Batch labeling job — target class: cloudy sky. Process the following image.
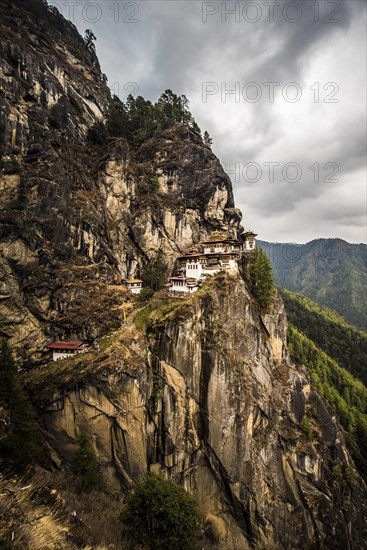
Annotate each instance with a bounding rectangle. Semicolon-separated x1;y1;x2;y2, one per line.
50;0;366;243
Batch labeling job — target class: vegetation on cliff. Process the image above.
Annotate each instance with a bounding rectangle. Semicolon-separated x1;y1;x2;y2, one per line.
0;468;129;549
72;431;98;491
282;289;367;386
288;326;367;479
245;246;274;310
0;340;44;474
8;0;101;69
88;90;211;148
141;251;169;292
121;473;201;550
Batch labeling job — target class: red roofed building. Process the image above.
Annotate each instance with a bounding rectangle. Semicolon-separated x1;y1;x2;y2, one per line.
47;341;87;361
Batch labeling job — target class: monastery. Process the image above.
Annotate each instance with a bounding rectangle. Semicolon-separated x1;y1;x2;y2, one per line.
46;231;256;360
47;341;88;361
166;230;257;294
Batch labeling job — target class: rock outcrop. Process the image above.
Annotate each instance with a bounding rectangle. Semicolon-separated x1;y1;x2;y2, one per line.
0;0;240;367
1;2;366;549
28;274;367;549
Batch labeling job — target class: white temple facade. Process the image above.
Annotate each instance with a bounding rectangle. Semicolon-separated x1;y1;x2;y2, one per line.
166;230;257;295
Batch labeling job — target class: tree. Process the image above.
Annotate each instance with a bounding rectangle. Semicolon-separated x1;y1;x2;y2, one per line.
121;473;201;550
180;94;191;124
87;120;108;144
203;130;213;145
84;29;96;51
72;430;98;491
105;90;201;148
135;287;154;302
0;339;44;473
245;246;274;310
106;95;131;139
141;251;168;292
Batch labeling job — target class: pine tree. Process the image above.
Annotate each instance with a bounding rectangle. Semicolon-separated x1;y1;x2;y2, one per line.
203;130;213;145
105;90;201;147
106;95;131;139
246;246;274;310
84;29;96;51
72;430;98;491
141;251;168;292
0;339;44;473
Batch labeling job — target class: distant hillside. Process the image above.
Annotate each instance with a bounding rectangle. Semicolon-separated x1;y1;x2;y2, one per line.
281;289;367;386
258;239;367;331
287;325;367;480
283;288;367;478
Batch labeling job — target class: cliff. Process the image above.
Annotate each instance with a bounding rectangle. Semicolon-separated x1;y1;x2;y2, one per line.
27;274;367;549
0;0;240;367
1;2;366;549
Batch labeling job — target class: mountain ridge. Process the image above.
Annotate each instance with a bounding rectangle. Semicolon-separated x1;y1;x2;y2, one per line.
258;238;367;331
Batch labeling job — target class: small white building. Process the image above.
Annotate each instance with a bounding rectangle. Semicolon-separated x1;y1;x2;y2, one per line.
242;230;258;252
47;341;86;362
124;279;143;294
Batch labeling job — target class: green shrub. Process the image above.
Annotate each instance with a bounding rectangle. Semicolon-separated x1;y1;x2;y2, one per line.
138;176;160;194
72;431;98;491
150;175;160;191
300;415;313;440
135;287;154;302
133;305;153;332
0;339;45;474
121;473;201;550
345;464;356;488
332;459;343;483
87;121;108;144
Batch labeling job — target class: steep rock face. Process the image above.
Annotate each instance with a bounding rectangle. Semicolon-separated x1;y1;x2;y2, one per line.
0;1;241;366
28;274;367;549
2;4;366;548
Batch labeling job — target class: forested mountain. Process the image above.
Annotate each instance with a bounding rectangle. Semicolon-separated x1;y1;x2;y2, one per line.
281;289;367;386
287;325;367;481
283;289;367;479
258;239;367;331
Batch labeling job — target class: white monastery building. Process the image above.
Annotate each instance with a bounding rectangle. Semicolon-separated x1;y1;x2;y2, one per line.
47;341;87;361
166;230;257;295
124;279;143;294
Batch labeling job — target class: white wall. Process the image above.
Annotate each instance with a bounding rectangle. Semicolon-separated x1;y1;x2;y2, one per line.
185;261;202;279
127;284;142;294
52;351;78;361
244;241;256;251
170;280;189;293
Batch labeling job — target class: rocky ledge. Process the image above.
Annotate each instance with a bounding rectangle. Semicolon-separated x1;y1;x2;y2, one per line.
27;273;367;549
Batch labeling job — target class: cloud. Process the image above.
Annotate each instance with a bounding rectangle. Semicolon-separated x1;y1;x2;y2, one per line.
50;0;366;243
